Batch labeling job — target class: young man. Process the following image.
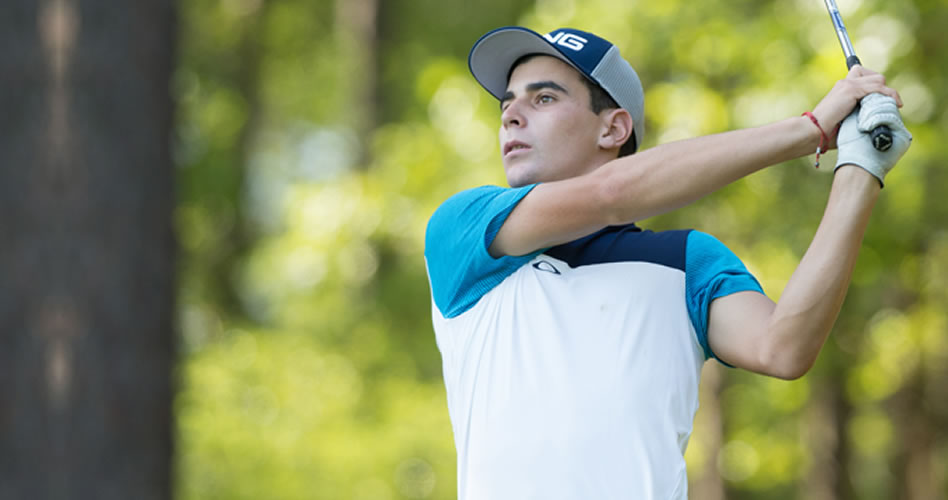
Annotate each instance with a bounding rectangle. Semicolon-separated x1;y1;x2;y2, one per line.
424;27;911;499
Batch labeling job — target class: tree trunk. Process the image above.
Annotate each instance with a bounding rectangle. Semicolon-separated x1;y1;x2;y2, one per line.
691;363;727;500
804;339;860;500
0;0;176;498
335;0;379;168
204;0;271;322
803;378;853;500
891;370;943;500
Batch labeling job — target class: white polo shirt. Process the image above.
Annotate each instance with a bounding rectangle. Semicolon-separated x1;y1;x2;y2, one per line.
425;184;763;499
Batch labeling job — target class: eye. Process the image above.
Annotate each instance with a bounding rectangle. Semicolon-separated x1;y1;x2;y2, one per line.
537;94;555;104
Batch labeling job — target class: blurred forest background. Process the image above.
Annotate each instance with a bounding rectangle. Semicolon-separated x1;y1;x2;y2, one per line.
3;0;946;498
173;0;947;498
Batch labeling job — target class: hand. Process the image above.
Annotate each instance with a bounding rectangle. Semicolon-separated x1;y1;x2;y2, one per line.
811;65;903;149
834;109;912;187
858;92;903;132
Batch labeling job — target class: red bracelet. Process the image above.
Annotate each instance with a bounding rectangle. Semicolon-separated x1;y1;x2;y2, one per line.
802;111;829;168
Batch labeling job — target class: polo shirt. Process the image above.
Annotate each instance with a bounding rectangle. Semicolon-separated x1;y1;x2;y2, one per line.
425;184;763;499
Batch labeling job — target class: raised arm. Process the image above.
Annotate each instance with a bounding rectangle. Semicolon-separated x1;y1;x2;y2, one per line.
490;66;901;258
706;86;912;379
707;166;879;379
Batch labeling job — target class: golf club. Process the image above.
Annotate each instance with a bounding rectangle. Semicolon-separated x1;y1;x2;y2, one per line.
823;0;893;151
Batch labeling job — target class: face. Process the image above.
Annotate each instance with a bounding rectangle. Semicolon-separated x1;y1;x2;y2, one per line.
499;56;608;187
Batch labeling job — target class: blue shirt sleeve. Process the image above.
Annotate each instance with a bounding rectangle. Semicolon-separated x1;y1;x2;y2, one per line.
425;184;543;318
685;231;765;364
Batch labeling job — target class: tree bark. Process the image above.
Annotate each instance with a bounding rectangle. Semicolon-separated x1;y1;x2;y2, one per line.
691;363;727;500
803;378;853;500
0;0;176;498
203;0;271;322
891;370;943;500
335;0;379;168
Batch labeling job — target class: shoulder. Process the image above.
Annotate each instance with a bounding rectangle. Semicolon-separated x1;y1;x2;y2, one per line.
685;230;750;274
432;185;506;215
428;185;532;223
424;184;543;318
687;230;734;256
684;230;763;315
425;184;537;254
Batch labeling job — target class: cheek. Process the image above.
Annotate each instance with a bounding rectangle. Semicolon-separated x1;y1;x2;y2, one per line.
550;120;590;154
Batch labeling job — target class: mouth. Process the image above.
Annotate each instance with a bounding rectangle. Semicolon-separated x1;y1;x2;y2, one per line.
503;141;531;157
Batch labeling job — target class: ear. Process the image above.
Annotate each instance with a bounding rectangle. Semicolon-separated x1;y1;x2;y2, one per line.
597;108;634;153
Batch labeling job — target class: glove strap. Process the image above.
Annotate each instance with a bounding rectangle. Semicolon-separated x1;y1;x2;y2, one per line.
802;111;829;169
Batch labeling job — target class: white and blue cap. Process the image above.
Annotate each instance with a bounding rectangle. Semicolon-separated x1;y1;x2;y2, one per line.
469;26;645;152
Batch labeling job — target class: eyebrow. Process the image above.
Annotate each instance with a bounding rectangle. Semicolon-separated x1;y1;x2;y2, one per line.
500;80;570;109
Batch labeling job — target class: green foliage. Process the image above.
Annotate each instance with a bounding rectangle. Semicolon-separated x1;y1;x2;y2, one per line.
177;328;455;499
174;0;948;498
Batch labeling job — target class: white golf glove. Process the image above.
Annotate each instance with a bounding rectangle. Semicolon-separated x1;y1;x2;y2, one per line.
834;100;912;188
858;93;903;134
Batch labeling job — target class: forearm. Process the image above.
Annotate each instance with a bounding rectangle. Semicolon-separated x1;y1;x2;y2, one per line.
764;165;880;376
599;115;821;224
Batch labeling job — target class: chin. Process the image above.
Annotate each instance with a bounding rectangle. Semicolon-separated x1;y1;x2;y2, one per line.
505;162;542;188
506;173;535;188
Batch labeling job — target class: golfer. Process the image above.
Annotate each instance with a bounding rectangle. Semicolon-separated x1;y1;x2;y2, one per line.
424;26;911;499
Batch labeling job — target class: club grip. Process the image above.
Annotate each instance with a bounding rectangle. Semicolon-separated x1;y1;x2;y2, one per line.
848;56;894;151
870;125;893;152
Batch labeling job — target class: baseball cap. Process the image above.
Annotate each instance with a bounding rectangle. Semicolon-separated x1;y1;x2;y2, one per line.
468;26;645;152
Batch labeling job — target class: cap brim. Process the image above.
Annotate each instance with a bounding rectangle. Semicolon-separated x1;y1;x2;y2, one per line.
468;27;579;101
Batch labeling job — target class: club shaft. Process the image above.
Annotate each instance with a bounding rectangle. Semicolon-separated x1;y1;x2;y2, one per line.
822;0;893;151
823;0;861;68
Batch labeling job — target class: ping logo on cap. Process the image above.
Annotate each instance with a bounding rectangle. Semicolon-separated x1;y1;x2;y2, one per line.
544;31;588;51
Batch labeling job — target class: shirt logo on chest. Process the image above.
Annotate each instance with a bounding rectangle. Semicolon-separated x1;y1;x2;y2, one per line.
532;260;561;275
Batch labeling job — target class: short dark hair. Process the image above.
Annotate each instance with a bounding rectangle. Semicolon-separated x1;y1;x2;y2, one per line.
508;54;637;157
579;77;637;157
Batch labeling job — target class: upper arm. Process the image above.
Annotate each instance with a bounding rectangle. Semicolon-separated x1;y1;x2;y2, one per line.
707;291;779;375
489;169;619;257
684;231;771;368
689;233;807;380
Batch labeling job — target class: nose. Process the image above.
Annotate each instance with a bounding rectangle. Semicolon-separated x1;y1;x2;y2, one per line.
501;98;525;129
